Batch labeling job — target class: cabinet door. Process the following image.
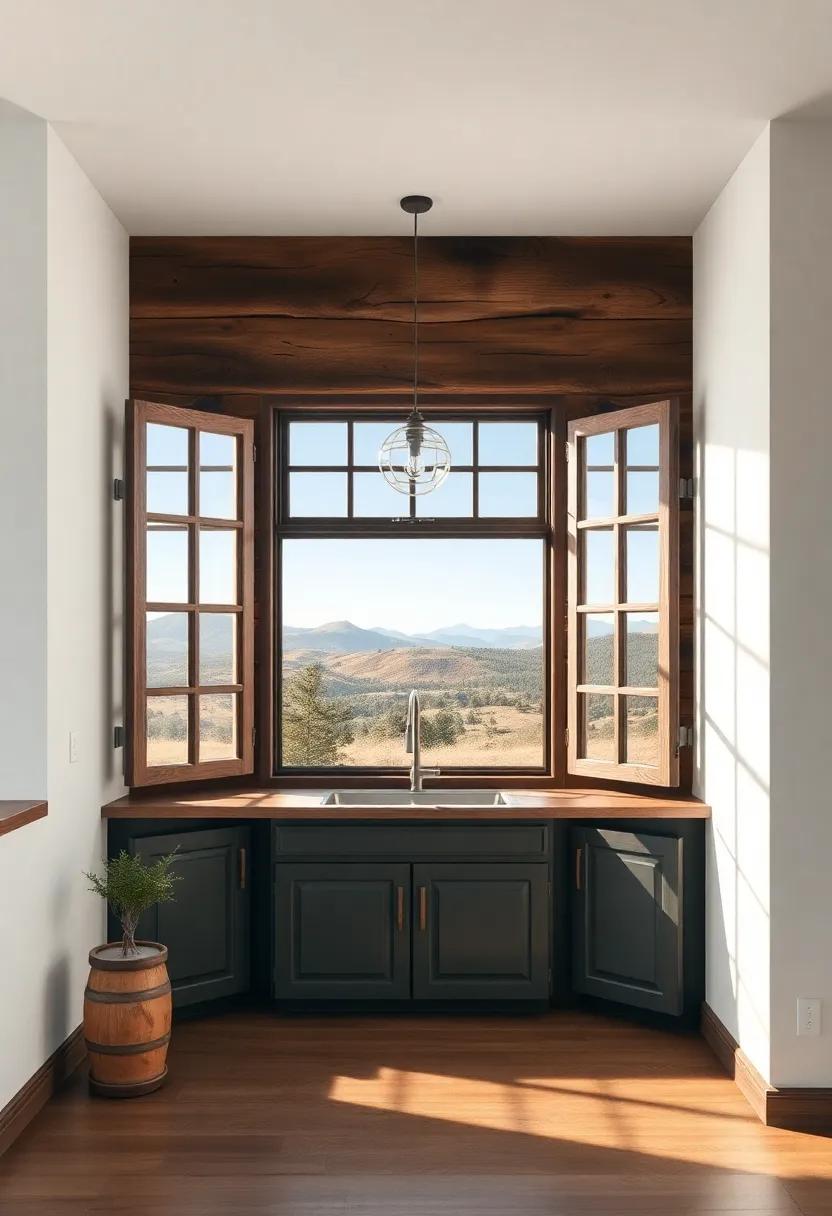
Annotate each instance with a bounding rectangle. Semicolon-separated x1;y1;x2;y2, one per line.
275;863;410;999
571;828;682;1015
132;827;251;1009
412;863;549;1000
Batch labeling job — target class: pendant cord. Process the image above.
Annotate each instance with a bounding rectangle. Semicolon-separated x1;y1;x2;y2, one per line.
412;210;419;413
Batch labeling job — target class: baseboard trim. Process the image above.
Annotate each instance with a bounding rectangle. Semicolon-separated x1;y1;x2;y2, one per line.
701;1003;832;1134
0;1025;86;1157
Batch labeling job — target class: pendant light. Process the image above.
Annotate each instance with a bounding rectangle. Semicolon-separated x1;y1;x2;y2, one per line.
378;195;451;496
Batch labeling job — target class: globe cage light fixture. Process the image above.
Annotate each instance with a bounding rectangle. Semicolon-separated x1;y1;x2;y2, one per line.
378;196;452;497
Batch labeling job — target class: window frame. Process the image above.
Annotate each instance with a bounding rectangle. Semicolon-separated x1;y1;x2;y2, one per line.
566;399;679;787
126;399;256;787
273;406;554;781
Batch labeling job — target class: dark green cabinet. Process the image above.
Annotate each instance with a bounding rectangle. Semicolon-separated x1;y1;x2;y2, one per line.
412;863;550;1000
131;826;251;1009
571;827;682;1015
274;863;411;999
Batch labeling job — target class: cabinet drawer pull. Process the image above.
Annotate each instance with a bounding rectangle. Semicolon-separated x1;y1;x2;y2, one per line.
575;846;582;891
396;885;404;932
418;886;427;931
239;847;247;890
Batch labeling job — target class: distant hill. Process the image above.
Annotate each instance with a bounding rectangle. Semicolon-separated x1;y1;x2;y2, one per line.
420;623;543;649
282;620;543;653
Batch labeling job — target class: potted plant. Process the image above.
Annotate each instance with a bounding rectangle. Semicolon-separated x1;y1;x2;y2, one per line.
83;849;180;1097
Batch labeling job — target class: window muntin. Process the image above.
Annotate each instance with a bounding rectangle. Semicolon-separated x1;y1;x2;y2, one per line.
281;415;543;522
128;400;255;786
567;400;679;787
276;411;549;775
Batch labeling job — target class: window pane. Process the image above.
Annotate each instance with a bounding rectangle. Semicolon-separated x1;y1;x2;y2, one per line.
281;538;544;769
353;471;406;518
200;612;236;685
199;529;237;604
478;422;537;466
625;525;659;603
585;470;614;520
626;423;659;467
147;422;188;467
585;431;614;466
289;472;347;517
583;613;614;685
146;695;188;766
199;693;238;761
435;421;473;466
289;421;347;466
580;692;614;762
199;432;237;520
479;472;538;517
624;695;658;766
147;471;188;516
583;529;614;605
625;612;658;688
415;472;473;517
353;421;399;466
626;470;659;515
146;612;188;688
147;524;188;604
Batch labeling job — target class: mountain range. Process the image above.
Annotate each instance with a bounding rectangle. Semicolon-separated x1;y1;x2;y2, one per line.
281;620;543;653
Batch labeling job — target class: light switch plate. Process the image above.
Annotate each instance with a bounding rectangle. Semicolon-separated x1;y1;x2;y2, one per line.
797;997;821;1037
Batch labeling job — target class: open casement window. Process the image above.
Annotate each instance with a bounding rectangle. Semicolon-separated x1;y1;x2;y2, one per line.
567;400;679;787
126;400;255;786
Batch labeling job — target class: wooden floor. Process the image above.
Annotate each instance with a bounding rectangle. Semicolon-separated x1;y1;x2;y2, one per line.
1;1010;831;1214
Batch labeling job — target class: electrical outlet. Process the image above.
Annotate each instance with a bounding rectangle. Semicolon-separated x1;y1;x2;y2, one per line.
69;731;79;764
797;997;822;1037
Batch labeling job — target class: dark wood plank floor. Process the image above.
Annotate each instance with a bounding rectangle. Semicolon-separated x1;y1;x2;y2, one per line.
1;1011;830;1214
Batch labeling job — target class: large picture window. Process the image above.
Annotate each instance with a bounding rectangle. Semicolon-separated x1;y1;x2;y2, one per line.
276;412;550;774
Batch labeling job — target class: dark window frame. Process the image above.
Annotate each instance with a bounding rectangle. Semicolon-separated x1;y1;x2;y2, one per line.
273;405;554;782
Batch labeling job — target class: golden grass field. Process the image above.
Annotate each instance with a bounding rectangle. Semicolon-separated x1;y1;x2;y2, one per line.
342;704;544;768
583;709;658;765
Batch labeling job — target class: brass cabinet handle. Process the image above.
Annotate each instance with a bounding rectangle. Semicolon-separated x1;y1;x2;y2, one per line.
575;846;582;891
239;847;247;890
418;886;427;931
396;885;404;932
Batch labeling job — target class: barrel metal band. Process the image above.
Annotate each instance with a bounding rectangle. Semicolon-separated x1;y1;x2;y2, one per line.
84;980;172;1005
85;1032;171;1055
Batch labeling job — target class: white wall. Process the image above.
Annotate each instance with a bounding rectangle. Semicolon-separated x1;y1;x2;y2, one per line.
0;101;48;797
768;117;832;1088
0;112;127;1112
693;128;772;1082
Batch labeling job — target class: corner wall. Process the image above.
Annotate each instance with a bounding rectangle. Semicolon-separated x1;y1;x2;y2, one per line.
693;128;771;1081
0;111;127;1112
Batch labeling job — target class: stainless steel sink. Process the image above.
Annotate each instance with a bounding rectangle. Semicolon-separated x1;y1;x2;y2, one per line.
321;790;509;807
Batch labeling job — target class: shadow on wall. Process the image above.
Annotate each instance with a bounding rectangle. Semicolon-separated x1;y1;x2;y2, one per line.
695;393;770;1071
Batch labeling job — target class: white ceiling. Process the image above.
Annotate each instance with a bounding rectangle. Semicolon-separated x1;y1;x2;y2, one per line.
2;0;832;235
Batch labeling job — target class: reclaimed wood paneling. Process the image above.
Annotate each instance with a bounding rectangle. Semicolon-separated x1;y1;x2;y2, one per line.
130;237;691;397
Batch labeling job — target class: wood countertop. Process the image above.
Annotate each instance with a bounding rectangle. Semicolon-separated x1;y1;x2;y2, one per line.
102;787;709;820
0;800;48;838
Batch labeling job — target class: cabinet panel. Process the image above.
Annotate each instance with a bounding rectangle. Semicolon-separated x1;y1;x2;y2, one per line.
571;827;682;1014
412;863;549;1000
131;826;251;1009
275;863;410;999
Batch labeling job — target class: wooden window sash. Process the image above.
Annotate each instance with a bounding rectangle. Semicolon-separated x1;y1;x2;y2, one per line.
567;399;679;788
126;399;255;787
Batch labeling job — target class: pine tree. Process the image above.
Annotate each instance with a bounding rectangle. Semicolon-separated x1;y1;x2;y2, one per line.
282;663;353;765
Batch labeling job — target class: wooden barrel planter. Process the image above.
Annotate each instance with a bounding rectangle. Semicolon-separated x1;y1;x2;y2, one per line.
84;942;172;1098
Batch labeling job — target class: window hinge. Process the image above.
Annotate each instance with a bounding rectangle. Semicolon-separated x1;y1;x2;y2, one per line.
113;478;125;501
677;725;693;751
565;442;570;462
564;727;570;748
252;444;257;462
252;726;257;748
679;477;695;500
113;725;125;749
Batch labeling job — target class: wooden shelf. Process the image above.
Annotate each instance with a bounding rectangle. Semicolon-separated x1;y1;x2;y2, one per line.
0;800;48;838
102;787;709;821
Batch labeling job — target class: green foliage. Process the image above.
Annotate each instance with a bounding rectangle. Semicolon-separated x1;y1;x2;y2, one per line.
86;849;180;955
283;662;354;765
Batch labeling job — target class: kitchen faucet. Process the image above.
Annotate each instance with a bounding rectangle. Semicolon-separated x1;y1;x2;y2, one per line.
404;689;440;792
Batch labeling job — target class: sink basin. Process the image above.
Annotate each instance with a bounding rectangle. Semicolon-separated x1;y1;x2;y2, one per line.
321;790;509;807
